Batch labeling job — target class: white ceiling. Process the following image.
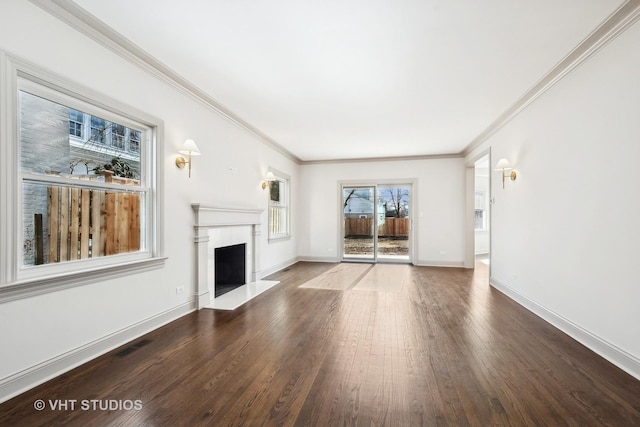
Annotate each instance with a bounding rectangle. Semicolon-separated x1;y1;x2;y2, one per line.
72;0;622;162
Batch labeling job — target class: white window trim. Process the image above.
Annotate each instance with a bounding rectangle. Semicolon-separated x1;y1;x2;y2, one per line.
0;51;165;303
267;167;291;242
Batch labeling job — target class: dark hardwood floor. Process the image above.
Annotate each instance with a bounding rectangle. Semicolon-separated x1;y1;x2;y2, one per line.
1;262;639;426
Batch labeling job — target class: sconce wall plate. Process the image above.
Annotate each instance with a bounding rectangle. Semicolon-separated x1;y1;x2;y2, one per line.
495;158;517;189
175;157;187;169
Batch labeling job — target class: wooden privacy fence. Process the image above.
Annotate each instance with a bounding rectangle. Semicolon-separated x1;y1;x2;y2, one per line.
37;185;140;264
345;218;409;237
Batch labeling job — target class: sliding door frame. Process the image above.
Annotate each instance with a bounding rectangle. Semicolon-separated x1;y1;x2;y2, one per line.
339;179;417;264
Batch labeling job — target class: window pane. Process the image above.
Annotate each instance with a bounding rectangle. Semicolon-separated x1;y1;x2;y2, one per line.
90;116;106;144
19;90;147;267
112;123;125;149
270;180;281;203
268;172;290;239
20;91;141;181
129;129;141;153
475;209;485;230
270;207;287;236
22;182;145;266
69;109;83;138
475;191;485;210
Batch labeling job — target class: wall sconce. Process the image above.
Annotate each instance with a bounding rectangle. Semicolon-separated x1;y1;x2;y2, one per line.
495;158;517;189
261;171;276;189
175;139;201;178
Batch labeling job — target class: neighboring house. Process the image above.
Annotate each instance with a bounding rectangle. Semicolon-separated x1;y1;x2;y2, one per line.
343;189;385;220
68;108;141;177
343;189;374;218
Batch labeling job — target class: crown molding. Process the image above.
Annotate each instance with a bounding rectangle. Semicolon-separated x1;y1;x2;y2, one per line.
28;0;303;164
301;152;462;165
463;0;640;157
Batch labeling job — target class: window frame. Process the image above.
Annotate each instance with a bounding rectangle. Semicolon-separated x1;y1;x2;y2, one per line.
0;51;165;303
267;167;291;242
68;108;84;138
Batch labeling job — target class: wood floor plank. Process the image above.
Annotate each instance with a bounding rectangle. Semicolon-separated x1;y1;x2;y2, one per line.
352;264;409;292
1;261;639;426
298;262;372;290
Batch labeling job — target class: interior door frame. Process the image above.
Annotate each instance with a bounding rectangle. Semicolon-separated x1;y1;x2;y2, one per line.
339;179;417;264
464;148;492;272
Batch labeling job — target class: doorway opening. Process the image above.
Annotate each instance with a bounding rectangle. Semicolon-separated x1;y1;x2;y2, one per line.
342;184;412;263
474;155;490;266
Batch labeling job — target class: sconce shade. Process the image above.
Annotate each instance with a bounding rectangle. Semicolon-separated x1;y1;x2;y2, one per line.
494;158;512;171
261;171;277;189
178;139;201;155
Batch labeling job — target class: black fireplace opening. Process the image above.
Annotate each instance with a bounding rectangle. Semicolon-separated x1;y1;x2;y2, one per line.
214;243;246;297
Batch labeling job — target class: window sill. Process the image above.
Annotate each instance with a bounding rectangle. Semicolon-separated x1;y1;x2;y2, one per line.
0;257;167;304
268;235;291;244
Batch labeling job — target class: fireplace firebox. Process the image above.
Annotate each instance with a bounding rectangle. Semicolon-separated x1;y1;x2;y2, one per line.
214;243;246;297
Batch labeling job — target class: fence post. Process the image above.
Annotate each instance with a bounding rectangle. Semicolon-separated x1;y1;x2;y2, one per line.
34;214;44;265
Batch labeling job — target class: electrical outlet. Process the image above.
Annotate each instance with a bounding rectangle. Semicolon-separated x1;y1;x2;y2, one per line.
176;286;185;294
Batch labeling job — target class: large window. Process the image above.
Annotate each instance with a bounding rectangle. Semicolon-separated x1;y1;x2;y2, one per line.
268;169;291;241
0;52;164;298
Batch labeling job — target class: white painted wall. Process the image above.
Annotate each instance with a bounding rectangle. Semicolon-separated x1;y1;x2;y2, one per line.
467;20;640;378
0;1;298;401
298;158;466;266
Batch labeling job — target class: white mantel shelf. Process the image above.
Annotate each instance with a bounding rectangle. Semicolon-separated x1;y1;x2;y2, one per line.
191;204;264;228
191;204;264;309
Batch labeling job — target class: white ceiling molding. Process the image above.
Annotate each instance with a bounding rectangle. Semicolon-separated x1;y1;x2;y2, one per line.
463;0;640;156
27;0;303;164
301;152;462;166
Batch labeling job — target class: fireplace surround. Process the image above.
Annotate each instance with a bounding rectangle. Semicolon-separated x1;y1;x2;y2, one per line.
191;204;263;308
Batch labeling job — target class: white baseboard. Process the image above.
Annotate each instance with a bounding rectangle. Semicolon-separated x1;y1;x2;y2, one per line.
260;257;300;278
490;277;640;381
415;259;465;268
0;300;196;404
298;256;340;263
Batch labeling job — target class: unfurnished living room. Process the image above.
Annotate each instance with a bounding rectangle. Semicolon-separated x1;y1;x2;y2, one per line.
1;0;640;425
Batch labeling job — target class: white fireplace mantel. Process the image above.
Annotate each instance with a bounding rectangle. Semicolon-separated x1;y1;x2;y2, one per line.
191;204;263;309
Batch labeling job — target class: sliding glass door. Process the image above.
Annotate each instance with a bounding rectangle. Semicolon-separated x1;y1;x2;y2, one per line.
342;184;411;263
376;185;410;262
343;186;376;260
